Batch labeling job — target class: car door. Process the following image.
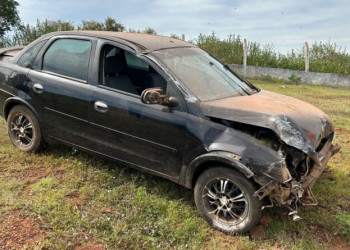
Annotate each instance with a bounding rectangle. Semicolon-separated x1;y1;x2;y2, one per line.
27;36;96;146
88;41;188;181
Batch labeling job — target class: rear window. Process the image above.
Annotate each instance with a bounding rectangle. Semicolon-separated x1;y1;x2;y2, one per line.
42;39;92;81
17;40;46;68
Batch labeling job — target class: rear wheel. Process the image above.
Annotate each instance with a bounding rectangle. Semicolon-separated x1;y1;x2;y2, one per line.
7;105;44;153
194;167;262;234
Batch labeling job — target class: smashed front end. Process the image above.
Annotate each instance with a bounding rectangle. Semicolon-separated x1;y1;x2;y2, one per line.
252;129;340;220
201;90;341;220
208;118;341;220
201;116;340;221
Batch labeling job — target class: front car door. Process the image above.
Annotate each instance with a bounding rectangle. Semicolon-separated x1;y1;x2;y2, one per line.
27;36;96;146
88;39;188;181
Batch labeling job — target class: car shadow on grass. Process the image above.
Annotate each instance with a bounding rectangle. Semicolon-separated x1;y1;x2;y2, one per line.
40;142;196;207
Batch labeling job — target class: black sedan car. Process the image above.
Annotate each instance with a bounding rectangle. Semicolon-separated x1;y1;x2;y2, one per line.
0;31;340;234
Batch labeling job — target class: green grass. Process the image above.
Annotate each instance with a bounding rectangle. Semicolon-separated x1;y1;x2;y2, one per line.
0;80;349;249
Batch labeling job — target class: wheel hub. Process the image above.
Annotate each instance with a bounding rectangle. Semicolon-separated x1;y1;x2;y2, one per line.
203;178;248;222
10;113;33;146
219;196;228;206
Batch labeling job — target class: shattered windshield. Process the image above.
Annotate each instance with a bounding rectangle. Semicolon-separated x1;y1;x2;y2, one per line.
152;47;255;101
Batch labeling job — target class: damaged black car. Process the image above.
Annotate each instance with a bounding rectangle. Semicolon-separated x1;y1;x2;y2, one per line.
0;31;340;234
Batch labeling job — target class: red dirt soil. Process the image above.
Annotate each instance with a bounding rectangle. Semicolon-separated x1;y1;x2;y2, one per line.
0;211;45;249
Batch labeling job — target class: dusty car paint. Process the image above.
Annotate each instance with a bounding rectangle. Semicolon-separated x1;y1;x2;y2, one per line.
0;47;23;62
201;90;334;154
0;31;340;223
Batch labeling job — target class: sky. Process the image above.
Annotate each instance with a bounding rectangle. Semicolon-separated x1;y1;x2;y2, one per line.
16;0;350;53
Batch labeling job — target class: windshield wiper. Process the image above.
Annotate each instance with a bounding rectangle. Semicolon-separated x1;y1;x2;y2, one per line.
223;64;260;93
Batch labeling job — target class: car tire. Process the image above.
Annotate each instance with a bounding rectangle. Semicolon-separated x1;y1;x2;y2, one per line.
194;166;262;234
7;105;44;153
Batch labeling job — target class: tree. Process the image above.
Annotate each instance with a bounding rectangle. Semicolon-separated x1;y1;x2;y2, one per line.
79;20;105;31
128;28;138;33
170;34;180;39
78;17;125;32
142;27;156;35
104;17;124;32
12;19;75;46
128;27;157;35
0;0;21;38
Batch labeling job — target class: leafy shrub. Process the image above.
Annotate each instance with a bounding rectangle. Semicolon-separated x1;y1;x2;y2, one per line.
197;33;350;75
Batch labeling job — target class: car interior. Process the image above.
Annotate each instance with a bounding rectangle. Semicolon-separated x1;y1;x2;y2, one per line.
100;45;167;96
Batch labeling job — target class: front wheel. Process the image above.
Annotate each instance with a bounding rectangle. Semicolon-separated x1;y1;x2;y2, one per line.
7;105;44;153
194;167;262;234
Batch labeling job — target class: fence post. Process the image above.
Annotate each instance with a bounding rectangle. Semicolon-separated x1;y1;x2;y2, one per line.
181;34;185;41
243;38;248;77
304;42;309;72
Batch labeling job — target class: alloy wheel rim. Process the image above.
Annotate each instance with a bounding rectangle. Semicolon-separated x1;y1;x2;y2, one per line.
10;113;33;147
203;178;248;224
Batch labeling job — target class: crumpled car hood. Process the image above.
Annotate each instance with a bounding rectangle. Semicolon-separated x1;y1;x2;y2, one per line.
201;90;334;155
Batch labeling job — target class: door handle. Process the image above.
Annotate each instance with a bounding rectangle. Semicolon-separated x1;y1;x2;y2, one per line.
33;83;44;94
94;101;108;113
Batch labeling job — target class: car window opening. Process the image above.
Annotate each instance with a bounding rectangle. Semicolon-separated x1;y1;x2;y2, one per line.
100;44;167;96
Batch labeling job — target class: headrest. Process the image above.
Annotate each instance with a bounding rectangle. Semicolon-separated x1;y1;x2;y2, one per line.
105;55;123;76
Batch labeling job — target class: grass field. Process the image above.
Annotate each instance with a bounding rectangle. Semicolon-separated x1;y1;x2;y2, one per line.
0;80;349;249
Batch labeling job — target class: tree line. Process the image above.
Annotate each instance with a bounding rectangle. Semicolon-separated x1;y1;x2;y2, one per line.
0;0;157;46
197;33;350;75
0;17;157;47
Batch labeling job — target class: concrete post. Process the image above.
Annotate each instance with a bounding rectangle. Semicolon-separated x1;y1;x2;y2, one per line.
181;34;185;41
304;42;309;72
243;38;248;77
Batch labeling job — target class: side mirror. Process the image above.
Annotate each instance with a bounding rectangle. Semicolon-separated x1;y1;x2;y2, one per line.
161;96;179;108
141;87;179;108
141;87;163;105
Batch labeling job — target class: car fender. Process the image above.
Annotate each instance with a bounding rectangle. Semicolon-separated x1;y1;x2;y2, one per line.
184;151;254;188
183;116;292;187
3;97;40;121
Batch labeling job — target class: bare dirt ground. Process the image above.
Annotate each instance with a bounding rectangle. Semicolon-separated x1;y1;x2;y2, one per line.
0;211;45;249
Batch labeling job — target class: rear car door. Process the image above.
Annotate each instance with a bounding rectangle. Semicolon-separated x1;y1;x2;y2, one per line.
0;41;47;114
27;36;96;146
88;40;188;181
